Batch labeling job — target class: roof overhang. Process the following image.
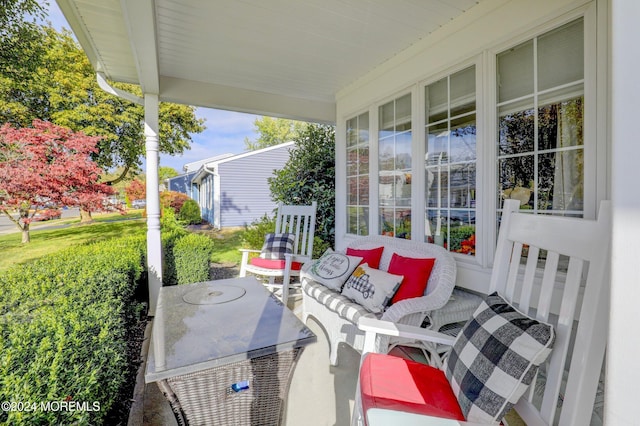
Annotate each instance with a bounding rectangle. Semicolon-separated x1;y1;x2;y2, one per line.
56;0;485;123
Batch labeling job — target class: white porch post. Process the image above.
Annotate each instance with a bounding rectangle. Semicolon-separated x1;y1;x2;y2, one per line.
606;1;640;423
145;93;163;316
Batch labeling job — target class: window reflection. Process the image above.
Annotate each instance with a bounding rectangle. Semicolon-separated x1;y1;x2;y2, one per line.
425;65;477;255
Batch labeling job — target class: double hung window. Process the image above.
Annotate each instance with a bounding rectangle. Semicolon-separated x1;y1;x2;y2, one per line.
425;66;477;255
497;19;584;217
378;94;412;239
346;113;370;235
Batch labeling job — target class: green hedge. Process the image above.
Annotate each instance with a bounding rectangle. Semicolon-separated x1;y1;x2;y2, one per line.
173;233;214;285
0;218;214;424
161;228;187;286
0;234;146;425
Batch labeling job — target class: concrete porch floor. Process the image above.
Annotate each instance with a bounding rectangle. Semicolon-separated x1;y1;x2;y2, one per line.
130;291;361;426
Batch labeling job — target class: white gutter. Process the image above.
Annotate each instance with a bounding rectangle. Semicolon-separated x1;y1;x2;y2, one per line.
96;72;144;106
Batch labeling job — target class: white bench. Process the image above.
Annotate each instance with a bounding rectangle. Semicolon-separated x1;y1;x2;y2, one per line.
301;235;463;366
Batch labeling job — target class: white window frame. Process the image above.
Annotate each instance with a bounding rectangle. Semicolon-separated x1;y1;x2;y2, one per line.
338;3;603;292
485;5;599;266
420;62;483;265
345;111;371;236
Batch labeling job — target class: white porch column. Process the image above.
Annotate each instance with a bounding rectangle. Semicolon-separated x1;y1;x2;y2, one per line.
145;93;163;316
606;1;640;423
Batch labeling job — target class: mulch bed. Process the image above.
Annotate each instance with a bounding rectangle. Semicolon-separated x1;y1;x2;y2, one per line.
104;312;148;425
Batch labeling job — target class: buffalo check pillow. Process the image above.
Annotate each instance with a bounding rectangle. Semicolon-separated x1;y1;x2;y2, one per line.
445;292;555;423
259;233;296;260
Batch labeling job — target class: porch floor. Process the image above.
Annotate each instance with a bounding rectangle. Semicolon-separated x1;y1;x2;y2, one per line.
134;290;360;426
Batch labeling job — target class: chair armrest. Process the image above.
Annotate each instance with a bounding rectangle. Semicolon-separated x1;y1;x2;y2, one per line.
358;317;455;355
380;294;451;324
238;248;261;254
239;249;262;277
284;253;312;264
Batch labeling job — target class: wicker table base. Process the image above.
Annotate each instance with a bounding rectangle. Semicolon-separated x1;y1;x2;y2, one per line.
157;348;302;426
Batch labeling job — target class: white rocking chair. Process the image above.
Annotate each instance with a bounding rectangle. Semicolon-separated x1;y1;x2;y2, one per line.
239;201;317;303
354;199;611;426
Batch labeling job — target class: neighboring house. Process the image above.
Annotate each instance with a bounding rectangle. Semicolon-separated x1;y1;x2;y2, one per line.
190;142;294;229
165;154;234;200
165;172;197;198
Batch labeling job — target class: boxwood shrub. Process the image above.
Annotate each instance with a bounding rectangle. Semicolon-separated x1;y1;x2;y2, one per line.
177;199;202;225
173;233;215;285
0;221;214;424
0;234;146;425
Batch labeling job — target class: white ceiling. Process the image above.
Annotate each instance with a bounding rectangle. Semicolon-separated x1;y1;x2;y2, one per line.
57;0;483;122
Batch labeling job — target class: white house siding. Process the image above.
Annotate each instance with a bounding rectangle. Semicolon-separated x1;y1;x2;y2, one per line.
334;0;609;294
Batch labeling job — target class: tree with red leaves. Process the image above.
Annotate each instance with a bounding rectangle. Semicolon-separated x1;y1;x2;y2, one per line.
124;179;146;205
0;120;115;243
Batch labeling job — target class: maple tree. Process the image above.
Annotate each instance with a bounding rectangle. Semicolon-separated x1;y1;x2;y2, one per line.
124;179;146;204
0;120;116;243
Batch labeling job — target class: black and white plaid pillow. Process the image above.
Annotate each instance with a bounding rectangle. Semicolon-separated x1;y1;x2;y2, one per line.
259;233;296;260
445;292;555;423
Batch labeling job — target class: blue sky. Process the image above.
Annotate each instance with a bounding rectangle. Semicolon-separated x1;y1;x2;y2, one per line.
42;1;260;173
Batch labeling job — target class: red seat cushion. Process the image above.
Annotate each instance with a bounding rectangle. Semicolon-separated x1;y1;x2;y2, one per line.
388;254;436;304
249;257;303;270
346;246;384;269
360;353;465;424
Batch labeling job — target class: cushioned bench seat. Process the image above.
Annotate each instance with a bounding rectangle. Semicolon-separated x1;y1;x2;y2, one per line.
301;235;458;366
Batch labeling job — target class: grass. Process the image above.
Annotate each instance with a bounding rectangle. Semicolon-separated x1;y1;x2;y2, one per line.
0;210;247;272
192;227;245;265
0;211;146;272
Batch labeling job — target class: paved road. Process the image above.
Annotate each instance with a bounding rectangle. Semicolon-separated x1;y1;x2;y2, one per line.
0;208;80;235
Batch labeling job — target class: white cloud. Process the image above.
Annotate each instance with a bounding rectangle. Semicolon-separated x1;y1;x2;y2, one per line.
160;108;261;172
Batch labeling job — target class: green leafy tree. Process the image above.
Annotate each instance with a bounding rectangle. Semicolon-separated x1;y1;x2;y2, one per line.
0;1;48;125
244;117;305;150
1;26;205;183
159;166;179;184
268;124;335;248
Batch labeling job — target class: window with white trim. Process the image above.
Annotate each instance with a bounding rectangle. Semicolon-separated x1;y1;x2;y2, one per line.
346;112;370;235
497;18;584;218
425;65;477;255
378;94;412;238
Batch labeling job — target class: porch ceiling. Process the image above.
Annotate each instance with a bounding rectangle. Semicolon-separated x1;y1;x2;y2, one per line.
56;0;484;123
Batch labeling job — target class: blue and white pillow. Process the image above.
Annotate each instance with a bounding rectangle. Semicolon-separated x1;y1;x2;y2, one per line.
445;292;555;423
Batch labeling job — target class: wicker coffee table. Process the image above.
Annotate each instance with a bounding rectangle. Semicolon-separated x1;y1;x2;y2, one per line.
145;277;316;426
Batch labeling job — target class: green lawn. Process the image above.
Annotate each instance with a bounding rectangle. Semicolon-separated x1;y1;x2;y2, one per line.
194;227;244;265
0;211;146;272
0;212;247;272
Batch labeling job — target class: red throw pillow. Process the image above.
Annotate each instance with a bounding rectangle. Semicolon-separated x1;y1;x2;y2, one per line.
346;246;384;269
388;253;435;304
